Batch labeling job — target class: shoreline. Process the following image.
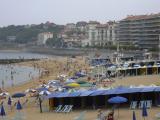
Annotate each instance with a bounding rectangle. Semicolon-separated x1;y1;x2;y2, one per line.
2;55;160;120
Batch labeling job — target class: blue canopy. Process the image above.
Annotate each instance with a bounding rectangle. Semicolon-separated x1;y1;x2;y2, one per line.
80;90;95;96
56;92;69;98
90;90;107;96
45;92;60;99
0;105;6;116
128;88;143;93
154;87;160;92
114;87;131;94
16;100;22;110
108;96;128;104
141;87;156;92
68;91;83;97
102;88;117;95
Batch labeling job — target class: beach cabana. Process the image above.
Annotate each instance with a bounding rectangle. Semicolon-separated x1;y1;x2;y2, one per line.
157;65;160;74
147;66;153;75
152;65;158;74
139;67;147;75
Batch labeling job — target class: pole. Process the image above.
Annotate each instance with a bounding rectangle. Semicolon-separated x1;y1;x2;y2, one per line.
159;35;160;60
38;96;42;113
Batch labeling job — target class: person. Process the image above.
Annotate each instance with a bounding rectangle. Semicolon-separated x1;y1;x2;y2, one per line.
97;109;105;120
107;110;114;120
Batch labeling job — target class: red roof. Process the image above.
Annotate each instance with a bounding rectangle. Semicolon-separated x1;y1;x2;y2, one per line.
122;13;160;21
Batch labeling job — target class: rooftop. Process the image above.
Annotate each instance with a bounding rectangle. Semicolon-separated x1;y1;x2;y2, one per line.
122;13;160;21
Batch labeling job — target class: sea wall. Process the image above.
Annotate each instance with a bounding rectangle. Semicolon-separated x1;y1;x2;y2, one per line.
0;58;40;64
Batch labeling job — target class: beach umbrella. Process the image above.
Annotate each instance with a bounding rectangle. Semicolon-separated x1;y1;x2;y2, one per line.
48;80;60;86
7;97;12;106
63;86;74;89
39;84;49;88
37;87;48;92
80;83;93;87
0;92;9;96
133;111;136;120
142;102;147;120
108;96;128;118
12;93;26;98
77;80;87;84
0;104;6;117
108;96;128;104
65;78;76;83
16;100;22;110
39;90;51;96
25;88;36;93
67;83;80;87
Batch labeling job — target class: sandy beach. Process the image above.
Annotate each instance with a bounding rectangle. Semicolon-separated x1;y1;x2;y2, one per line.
1;56;160;120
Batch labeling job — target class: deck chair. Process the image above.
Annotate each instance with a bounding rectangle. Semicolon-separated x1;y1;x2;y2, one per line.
74;111;86;120
63;105;73;113
130;101;137;109
60;105;69;113
139;101;145;109
146;100;152;108
55;105;63;112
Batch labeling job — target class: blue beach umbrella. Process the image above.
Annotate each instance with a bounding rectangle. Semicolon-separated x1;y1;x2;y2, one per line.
108;96;128;104
108;96;128;118
142;102;147;120
8;97;12;106
0;105;6;117
16;100;22;110
133;111;136;120
12;93;26;98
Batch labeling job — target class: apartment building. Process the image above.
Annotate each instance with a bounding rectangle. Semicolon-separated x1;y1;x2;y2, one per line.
118;13;160;50
87;21;117;46
37;32;53;45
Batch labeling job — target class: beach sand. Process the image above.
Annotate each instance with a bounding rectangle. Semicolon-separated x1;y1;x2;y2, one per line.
1;57;160;120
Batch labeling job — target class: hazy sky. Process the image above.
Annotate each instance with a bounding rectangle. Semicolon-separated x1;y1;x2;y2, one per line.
0;0;160;26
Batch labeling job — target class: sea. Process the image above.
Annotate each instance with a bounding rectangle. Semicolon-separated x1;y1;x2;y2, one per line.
0;51;50;88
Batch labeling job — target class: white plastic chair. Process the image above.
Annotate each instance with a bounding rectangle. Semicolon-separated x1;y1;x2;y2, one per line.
139;101;145;109
146;100;152;108
130;101;137;109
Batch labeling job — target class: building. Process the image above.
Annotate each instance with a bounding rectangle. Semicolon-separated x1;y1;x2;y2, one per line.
87;21;117;46
6;36;16;42
76;21;88;32
37;32;53;45
118;13;160;50
65;23;76;31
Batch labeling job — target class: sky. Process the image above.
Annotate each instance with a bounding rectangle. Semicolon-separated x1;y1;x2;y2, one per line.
0;0;160;26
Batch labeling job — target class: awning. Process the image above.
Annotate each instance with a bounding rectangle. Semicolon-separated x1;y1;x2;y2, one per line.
90;90;107;96
80;90;95;96
67;91;83;97
56;92;69;98
141;87;157;92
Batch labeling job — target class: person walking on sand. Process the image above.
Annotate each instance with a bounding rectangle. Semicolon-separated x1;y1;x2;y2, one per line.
97;109;105;120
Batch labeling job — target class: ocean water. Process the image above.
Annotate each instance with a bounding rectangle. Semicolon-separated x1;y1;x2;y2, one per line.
0;51;49;59
0;51;50;88
0;65;40;88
